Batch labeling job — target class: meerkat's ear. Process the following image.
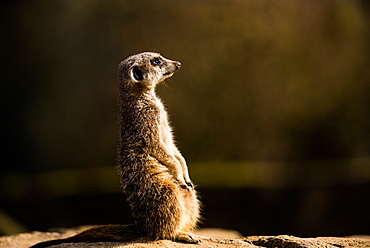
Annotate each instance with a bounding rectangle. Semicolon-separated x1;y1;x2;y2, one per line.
131;66;144;82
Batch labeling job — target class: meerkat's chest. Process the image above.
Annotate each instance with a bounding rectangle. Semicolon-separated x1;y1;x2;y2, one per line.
151;96;167;122
150;97;173;140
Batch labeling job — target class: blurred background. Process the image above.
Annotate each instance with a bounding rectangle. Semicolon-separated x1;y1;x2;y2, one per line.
1;0;370;238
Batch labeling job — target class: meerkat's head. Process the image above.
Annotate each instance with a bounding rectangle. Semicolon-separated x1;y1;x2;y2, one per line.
118;52;181;92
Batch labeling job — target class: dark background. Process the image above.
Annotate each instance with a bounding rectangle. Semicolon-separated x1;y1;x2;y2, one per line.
1;0;370;237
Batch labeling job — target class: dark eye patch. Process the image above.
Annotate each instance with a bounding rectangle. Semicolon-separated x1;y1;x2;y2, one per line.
132;66;144;81
151;58;162;66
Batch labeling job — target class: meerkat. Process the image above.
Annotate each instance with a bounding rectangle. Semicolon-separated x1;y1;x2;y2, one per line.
30;52;201;248
117;52;201;242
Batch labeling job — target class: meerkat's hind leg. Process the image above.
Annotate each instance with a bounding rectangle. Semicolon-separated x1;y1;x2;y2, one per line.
175;232;201;244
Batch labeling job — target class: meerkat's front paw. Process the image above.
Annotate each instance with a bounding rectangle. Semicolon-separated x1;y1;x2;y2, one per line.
175;173;194;191
184;174;194;190
176;232;201;244
179;183;193;192
177;178;194;191
186;181;194;189
175;177;189;189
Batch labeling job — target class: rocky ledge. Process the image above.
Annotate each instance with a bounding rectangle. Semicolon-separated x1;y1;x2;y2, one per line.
1;227;369;248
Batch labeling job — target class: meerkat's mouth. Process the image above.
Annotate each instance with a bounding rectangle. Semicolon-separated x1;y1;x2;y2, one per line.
163;72;173;76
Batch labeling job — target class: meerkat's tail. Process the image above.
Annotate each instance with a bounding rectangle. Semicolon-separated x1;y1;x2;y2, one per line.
29;224;143;248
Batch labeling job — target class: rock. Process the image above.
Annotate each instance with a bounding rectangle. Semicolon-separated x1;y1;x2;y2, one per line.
244;235;370;248
1;227;369;248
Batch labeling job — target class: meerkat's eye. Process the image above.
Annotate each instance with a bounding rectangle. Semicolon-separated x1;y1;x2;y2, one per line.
151;58;162;66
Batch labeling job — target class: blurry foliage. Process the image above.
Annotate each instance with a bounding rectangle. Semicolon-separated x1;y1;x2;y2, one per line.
3;0;370;173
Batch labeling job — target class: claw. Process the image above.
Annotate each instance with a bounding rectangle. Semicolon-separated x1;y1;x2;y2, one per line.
176;232;201;244
186;181;194;189
180;184;188;189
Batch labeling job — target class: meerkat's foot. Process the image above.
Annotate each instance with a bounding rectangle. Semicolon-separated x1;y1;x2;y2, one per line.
175;232;201;244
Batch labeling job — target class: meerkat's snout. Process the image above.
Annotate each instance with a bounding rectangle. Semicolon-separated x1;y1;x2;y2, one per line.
162;60;181;78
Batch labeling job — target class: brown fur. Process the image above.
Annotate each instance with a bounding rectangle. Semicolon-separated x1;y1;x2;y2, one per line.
117;52;200;242
30;52;201;248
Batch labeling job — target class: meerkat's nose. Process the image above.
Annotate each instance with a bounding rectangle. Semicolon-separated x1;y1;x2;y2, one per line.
175;62;181;70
